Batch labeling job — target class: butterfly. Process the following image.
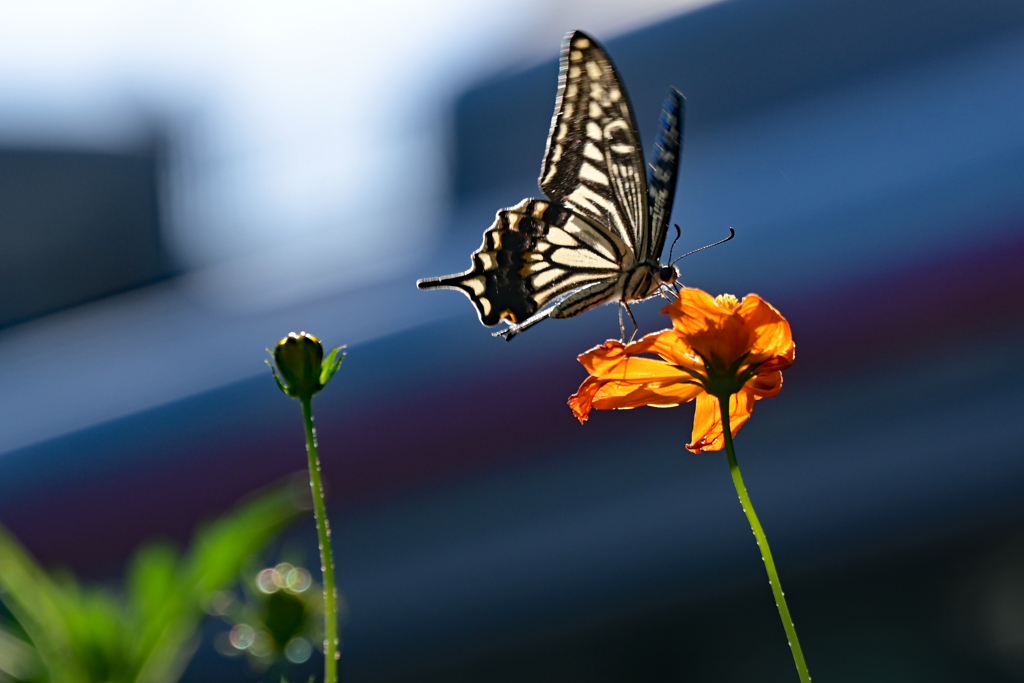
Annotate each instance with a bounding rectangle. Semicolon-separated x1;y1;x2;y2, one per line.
418;30;685;341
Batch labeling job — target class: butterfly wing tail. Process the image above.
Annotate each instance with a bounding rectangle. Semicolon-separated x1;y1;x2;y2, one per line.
416;200;549;328
416;270;514;327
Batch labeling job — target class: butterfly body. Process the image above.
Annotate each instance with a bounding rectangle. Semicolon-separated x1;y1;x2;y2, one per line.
418;31;684;340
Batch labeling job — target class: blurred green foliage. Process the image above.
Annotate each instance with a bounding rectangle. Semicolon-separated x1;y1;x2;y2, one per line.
208;559;330;676
0;481;306;683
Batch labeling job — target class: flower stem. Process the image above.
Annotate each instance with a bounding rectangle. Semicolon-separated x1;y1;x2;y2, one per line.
719;397;811;683
301;396;338;683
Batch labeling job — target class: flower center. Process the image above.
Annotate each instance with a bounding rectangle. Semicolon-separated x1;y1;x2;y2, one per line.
714;293;741;310
701;362;747;399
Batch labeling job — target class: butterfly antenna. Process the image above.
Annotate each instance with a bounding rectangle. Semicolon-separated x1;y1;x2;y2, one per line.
666;224;682;263
672;228;735;265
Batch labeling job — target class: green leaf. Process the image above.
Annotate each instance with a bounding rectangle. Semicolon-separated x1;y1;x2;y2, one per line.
126;543;179;626
0;523;90;683
319;347;345;387
0;479;303;683
57;581;125;683
186;481;305;594
267;360;290;396
123;543;183;677
0;624;43;682
133;480;305;683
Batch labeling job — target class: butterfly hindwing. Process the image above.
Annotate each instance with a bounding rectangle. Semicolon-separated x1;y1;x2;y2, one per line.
646;88;684;262
540;31;648;257
416;199;629;327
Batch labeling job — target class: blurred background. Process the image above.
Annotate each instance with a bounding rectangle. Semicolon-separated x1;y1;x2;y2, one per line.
0;0;1023;680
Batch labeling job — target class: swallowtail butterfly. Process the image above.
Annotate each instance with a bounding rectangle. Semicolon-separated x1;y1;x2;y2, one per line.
418;30;684;341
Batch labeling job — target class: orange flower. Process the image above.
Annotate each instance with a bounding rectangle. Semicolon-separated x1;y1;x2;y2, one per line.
568;288;794;453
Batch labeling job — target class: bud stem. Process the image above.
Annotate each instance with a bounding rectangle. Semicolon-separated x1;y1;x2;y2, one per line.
720;396;811;683
301;396;339;683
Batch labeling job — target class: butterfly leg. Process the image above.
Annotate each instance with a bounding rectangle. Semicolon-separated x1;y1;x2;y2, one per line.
495;283;616;341
618;303;627;343
623;302;640;343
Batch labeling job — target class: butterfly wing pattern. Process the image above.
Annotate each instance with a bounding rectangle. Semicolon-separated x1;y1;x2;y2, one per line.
647;89;684;262
423;198;632;328
539;33;648;258
417;31;684;340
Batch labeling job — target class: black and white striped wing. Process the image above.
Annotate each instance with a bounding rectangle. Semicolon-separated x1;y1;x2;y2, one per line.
540;31;650;259
646;88;684;262
416;199;630;327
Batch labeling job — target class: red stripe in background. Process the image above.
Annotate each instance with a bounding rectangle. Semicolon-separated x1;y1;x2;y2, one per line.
3;229;1023;574
788;227;1024;371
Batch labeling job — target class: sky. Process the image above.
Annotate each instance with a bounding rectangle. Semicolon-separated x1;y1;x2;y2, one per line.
0;0;720;295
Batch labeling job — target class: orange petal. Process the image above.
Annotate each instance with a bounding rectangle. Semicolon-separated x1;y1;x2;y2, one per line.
568;376;607;423
570;376;678;421
746;370;783;397
664;288;755;369
577;340;629;375
755;353;794;374
685;390;756;453
708;311;754;369
738;294;794;363
663;288;725;336
592;386;687;412
593;381;703;411
686;393;719;453
570;369;704;422
677;317;749;370
601;356;693;383
645;382;704;403
627;330;705;373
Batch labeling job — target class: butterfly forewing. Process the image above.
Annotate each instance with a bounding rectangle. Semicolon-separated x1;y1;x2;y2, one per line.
540;32;648;258
416;198;630;327
646;88;684;261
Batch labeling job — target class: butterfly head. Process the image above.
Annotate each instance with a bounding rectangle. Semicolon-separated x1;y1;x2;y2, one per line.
658;265;679;286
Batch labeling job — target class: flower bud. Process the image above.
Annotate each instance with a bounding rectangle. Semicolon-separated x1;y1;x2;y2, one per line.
268;332;344;399
273;332;325;399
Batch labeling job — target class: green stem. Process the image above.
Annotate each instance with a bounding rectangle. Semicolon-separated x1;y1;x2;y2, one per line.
301;396;338;683
719;396;811;683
